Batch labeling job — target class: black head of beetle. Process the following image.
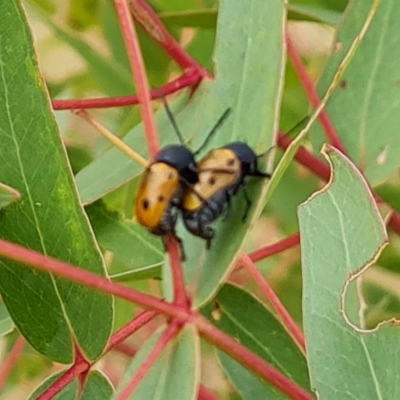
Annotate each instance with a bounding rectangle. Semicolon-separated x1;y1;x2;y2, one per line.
155;144;198;184
223;142;268;177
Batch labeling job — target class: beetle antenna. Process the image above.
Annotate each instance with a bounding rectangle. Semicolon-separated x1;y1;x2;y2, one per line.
158;92;186;144
180;177;211;205
256;115;309;159
194;108;232;155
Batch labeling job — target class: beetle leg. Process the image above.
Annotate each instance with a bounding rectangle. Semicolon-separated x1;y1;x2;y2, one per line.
161;235;185;261
174;234;186;261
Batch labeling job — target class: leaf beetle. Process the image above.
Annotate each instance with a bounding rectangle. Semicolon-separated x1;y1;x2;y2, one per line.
181;142;271;248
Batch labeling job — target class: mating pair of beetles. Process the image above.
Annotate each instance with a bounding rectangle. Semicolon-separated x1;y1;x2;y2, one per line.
135;102;271;259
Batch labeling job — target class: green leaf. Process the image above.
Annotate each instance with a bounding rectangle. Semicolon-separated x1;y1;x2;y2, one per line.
202;284;310;397
185;29;216;73
298;146;398;398
218;353;285;400
81;370;115;399
114;325;199;400
0;302;14;336
86;202;164;281
0;183;20;210
0;1;113;363
29;369;114;399
310;0;400;185
175;0;286;307
265;160;319;234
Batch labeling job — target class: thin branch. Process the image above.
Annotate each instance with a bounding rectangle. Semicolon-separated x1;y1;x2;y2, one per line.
280;0;381;189
248;233;300;263
52;70;201;110
0;336;25;393
113;342;138;357
240;253;305;351
106;310;157;352
115;1;189;288
198;385;220;400
388;212;400;237
286;35;345;154
127;0;209;75
166;236;189;307
116;322;181;400
0;239;186;320
195;313;312;400
36;355;89;400
114;0;160;158
74;109;148;167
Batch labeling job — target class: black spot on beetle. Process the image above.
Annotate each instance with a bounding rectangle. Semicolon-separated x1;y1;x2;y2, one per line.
142;199;150;209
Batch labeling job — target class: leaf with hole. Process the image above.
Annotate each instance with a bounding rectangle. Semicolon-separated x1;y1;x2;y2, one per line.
298;145;400;399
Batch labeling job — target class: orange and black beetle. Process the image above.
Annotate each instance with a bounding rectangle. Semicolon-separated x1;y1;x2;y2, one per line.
182;142;271;248
135;103;231;258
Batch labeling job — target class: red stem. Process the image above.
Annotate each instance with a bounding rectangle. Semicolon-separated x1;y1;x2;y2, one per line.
106;310;157;352
116;322;181;400
37;312;156;398
0;336;25;393
166;236;189;307
240;253;306;351
286;34;346;154
195;313;312;400
0;239;187;320
248;233;300;263
108;1;190;308
0;238;311;396
113;342;138;357
388;212;400;236
115;2;189;298
37;356;90;400
198;385;220;400
114;0;160;158
51;70;201;110
127;0;209;76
